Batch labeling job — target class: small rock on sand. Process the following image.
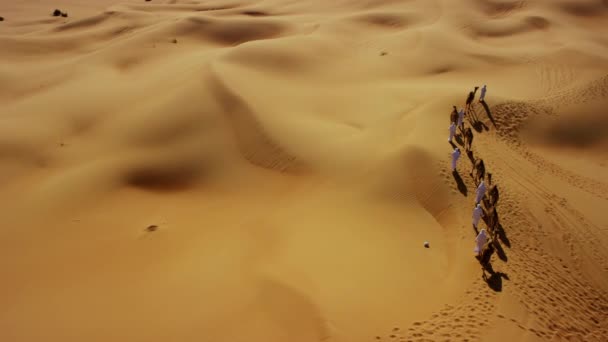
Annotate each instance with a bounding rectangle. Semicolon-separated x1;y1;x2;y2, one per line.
0;17;4;22
52;9;68;17
146;225;158;232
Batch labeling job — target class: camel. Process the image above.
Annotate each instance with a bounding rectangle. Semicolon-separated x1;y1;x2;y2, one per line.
478;240;495;267
450;105;458;125
484;205;499;236
464;127;474;151
465;86;480;111
470;158;485;184
489;184;499;206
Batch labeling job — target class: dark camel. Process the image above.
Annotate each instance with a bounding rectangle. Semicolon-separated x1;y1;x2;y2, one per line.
464;127;474;151
484;205;499;237
488;184;499;206
465;86;479;111
471;158;485;184
478;240;495;266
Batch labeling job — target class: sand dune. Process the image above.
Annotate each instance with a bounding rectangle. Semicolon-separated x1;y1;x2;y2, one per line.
522;99;608;150
1;0;608;341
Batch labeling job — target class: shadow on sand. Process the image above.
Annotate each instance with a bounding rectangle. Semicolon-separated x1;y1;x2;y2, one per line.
481;101;497;128
493;239;508;262
467;107;488;132
466;150;475;164
475;120;489;132
455;134;465;147
452;170;467;196
495;223;511;248
482;268;509;292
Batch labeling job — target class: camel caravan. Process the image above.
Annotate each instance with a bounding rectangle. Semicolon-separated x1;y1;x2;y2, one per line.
446;85;505;277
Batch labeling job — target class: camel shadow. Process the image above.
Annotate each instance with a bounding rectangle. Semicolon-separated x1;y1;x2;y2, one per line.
468;106;481;125
492;239;508;262
483;269;509;292
481;101;497;128
482;207;500;229
472;120;488;133
495;223;511;248
452;170;467;196
455;134;465;147
466;150;475;164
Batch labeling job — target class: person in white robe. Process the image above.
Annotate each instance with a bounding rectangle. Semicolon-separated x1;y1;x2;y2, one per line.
449;122;456;143
479;85;487;103
475;180;487;204
472;203;484;230
457;108;465;130
474;229;488;256
451;147;460;171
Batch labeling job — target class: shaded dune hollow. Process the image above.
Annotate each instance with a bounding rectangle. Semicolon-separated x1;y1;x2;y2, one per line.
172;16;288;45
469;15;551;38
496;73;608;145
521;99;608;150
51;12;112;32
123;157;205;191
125;3;241;13
47;10;149;38
240;10;271;17
474;0;527;17
555;0;608;17
349;11;417;29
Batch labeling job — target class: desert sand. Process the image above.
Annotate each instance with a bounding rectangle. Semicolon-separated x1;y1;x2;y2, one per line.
1;0;607;341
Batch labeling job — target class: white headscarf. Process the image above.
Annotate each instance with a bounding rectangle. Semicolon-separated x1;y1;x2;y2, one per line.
473;204;483;221
474;229;488;254
473;203;482;214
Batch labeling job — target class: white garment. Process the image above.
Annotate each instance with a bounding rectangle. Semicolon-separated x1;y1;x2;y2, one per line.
449;123;456;142
472;205;483;227
475;181;487;204
474;229;488;255
451;149;460;170
480;85;487;101
457;109;465;126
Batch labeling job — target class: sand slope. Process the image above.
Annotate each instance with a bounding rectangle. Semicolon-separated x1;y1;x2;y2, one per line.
1;0;607;341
